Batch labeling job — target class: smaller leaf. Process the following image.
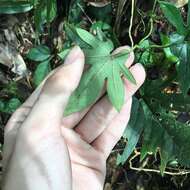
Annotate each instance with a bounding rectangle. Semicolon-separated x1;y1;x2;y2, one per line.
159;1;187;35
33;59;51;87
27;45;51;62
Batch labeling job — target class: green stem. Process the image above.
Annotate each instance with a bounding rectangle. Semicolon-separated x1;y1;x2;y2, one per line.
152;0;158;13
132;0;157;51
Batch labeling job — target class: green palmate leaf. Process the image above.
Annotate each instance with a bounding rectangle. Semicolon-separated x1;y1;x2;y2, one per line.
33;59;51;86
159;1;187;35
64;27;136;115
0;1;33;14
117;98;145;165
64;63;106;114
27;45;51;62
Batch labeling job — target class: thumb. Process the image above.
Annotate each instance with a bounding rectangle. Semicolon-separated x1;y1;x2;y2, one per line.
42;46;85;97
19;46;84;137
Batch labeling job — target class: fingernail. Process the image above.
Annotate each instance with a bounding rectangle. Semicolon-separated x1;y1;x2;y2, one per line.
136;63;145;70
64;46;84;65
135;63;146;79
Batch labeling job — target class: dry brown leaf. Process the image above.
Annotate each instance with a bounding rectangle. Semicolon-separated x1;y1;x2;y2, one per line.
0;44;28;76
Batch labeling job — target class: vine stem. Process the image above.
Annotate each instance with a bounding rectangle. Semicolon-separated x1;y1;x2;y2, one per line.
77;3;93;24
139;18;153;45
129;150;190;176
129;0;135;48
132;0;157;51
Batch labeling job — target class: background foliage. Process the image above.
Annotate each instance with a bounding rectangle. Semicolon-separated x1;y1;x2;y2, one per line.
1;0;190;189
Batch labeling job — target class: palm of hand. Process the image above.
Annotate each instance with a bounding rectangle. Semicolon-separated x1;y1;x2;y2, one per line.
2;46;145;190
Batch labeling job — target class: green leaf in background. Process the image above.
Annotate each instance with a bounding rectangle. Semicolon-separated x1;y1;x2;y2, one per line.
136;89;190;174
136;40;153;66
33;59;51;86
34;2;45;33
0;1;33;14
87;2;112;24
27;45;51;62
140;100;177;174
160;33;179;63
188;0;190;27
159;1;187;35
34;0;57;33
68;0;85;24
46;0;57;24
0;98;21;114
169;36;190;95
0;101;5;112
64;27;136;115
117;98;145;165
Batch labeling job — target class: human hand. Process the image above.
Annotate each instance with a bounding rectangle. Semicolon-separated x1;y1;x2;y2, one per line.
2;46;146;190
